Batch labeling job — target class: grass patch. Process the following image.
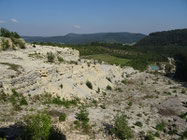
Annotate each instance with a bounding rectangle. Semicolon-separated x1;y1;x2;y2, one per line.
82;54;130;66
40;93;78;108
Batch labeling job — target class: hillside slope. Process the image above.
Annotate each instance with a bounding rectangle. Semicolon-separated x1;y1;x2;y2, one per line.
22;32;146;44
137;28;187;46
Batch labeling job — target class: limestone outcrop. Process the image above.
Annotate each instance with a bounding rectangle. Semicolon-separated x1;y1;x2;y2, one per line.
0;43;136;100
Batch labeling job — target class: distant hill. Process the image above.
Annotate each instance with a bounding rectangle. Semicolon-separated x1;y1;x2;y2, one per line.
22;32;146;44
136;29;187;46
135;28;187;82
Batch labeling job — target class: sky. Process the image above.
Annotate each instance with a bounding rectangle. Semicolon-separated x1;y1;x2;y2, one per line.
0;0;187;36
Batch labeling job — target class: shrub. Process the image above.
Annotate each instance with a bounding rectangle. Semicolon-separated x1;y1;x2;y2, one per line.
76;106;89;124
57;56;64;63
181;89;186;94
96;87;100;93
111;113;134;140
12;44;16;50
20;96;28;105
128;101;133;107
74;120;81;128
179;112;187;119
145;132;155;140
135;121;143;127
47;52;55;63
1;39;10;50
0;28;20;38
9;95;16;106
115;88;123;92
137;113;142;117
155;121;166;131
0;90;8;102
182;129;187;138
48;127;66;140
52;97;77;108
75;106;91;132
121;79;126;84
11;88;19;97
100;104;106;109
106;85;112;90
86;81;93;89
59;113;67;122
18;40;25;49
154;132;160;138
59;84;63;89
23;113;52;140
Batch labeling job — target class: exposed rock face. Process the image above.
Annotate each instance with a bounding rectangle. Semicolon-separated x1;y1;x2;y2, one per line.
0;43;136;100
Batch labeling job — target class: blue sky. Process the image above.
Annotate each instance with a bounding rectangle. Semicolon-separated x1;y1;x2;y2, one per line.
0;0;187;36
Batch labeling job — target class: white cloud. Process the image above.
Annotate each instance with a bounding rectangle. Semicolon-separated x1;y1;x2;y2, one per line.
73;25;81;29
0;20;5;24
11;18;18;23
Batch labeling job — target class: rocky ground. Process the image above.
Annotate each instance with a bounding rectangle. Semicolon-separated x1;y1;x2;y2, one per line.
0;43;187;140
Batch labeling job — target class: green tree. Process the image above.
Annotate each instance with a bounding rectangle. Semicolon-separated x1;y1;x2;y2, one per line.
111;113;134;140
23;113;52;140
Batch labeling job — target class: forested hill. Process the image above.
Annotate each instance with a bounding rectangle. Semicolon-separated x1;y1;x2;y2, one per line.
22;32;146;44
136;29;187;46
135;28;187;82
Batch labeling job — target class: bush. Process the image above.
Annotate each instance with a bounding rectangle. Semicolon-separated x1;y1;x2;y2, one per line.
182;129;187;138
86;81;93;89
18;40;25;49
128;101;133;107
47;52;55;63
11;88;19;97
154;132;160;137
111;113;134;140
121;79;126;84
57;56;64;63
0;28;20;38
76;106;89;124
135;121;143;127
59;84;63;89
0;90;8;102
59;113;67;122
145;132;155;140
155;121;166;131
179;112;187;119
52;98;77;108
137;113;142;117
181;89;186;94
1;39;10;50
106;85;112;90
20;96;28;105
23;113;52;140
75;106;91;132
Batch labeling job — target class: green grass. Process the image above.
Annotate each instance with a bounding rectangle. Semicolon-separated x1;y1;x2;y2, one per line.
82;54;130;66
